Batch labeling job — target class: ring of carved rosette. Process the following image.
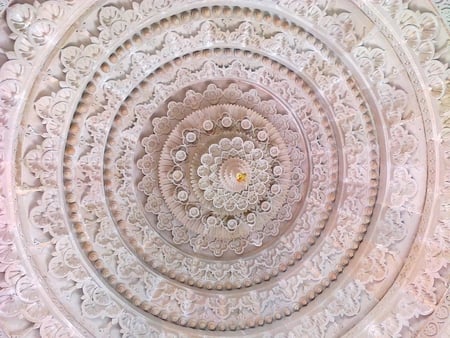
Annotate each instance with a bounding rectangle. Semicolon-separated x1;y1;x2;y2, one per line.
110;78;328;290
142;104;293;257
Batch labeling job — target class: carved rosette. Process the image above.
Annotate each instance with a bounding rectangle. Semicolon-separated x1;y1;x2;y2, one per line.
152;104;294;256
0;1;449;337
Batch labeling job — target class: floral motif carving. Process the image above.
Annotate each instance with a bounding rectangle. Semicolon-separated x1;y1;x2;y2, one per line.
0;0;448;337
6;1;74;60
140;102;299;257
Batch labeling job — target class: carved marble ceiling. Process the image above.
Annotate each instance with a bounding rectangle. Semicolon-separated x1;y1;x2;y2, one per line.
0;0;449;337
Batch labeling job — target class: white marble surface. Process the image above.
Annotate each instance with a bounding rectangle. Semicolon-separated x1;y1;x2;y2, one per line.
0;1;449;337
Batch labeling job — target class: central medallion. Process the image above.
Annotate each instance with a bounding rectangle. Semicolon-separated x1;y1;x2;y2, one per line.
221;157;250;192
194;135;276;216
156;104;293;256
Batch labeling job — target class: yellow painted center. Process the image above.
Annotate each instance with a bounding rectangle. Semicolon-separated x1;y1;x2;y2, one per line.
236;172;247;183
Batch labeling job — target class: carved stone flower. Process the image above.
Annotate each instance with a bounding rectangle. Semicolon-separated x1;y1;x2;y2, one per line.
145;195;164;214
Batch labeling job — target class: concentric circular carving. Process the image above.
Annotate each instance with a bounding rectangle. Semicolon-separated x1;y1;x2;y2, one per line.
1;1;449;337
106;75;337;292
63;34;375;329
145;104;295;257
